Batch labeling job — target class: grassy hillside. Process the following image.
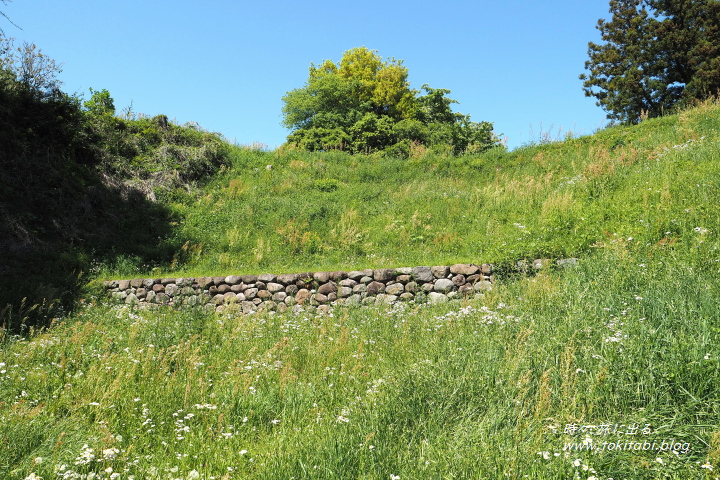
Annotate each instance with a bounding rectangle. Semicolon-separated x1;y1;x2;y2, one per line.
104;97;720;279
2;100;720;479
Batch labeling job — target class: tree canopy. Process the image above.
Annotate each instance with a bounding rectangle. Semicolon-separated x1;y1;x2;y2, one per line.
581;0;720;124
281;47;500;156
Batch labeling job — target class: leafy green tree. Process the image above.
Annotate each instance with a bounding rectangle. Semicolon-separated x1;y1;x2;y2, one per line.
581;0;720;124
282;47;500;155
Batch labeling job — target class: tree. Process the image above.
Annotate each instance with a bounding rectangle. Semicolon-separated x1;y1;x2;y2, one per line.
581;0;720;124
282;47;500;155
0;0;20;34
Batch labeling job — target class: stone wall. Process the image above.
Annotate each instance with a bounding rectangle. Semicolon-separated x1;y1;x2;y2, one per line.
103;263;494;314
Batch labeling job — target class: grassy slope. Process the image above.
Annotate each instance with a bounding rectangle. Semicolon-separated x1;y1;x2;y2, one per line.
2;101;720;479
97;97;718;279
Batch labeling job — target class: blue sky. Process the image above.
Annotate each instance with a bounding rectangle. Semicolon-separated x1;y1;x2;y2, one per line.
4;0;613;150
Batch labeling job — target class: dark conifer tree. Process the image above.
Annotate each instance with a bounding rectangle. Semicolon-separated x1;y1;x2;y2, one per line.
581;0;720;123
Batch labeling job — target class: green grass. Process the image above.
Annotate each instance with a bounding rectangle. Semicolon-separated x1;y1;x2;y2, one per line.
93;98;720;280
3;100;720;479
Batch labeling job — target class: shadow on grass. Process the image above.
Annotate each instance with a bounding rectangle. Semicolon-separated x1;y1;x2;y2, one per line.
0;149;180;333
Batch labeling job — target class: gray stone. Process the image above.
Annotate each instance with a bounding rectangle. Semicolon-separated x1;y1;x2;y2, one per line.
373;268;395;282
257;289;272;299
412;266;434;283
366;281;386;295
359;276;373;284
154;293;169;304
135;288;147;299
338;286;354;298
396;274;412;283
327;292;337;302
431;266;450;279
267;282;285;293
385;283;404;296
241;301;256;314
317;281;337;295
313;271;332;283
395;267;413;275
428;292;448;304
314;293;328;304
450;263;479;275
284;296;296;306
473;281;493;291
273;291;287;302
339;278;357;287
376;294;398;304
346;294;362;305
244;288;258;300
557;258;579;268
452;275;466;287
225;275;242;285
198;277;213;288
242;274;258;284
353;284;367;294
161;277;177;285
330;271;347;281
118;280;131;290
165;283;179;296
405;281;418;293
276;273;299;285
217;284;231;294
231;284;244;293
125;293;138;305
399;292;414;301
259;301;277;311
223;292;238;304
422;283;434;293
212;276;225;285
258;273;276;283
143;278;155;289
295;289;311;304
152;284;165;293
347;271;365;280
285;284;299;295
434;278;455;292
130;278;144;288
145;291;156;303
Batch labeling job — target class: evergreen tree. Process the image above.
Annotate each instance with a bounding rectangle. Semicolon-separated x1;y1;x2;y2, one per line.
581;0;720;123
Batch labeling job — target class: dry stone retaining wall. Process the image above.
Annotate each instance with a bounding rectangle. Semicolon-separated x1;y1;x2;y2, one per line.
103;263;495;314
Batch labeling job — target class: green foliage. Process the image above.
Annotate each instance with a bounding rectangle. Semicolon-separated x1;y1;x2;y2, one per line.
581;0;720;123
0;36;230;331
282;47;501;155
83;87;115;116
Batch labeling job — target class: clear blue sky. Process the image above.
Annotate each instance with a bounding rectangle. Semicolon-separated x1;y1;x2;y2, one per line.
4;0;613;150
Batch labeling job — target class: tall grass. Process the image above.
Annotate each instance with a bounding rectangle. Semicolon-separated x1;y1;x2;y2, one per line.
3;100;720;479
100;98;720;279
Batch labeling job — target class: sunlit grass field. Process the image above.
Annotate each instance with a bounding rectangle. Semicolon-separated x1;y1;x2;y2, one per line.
3;100;720;479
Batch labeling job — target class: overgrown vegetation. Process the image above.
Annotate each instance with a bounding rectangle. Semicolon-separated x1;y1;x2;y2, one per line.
2;9;720;476
0;35;230;331
3;95;720;479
